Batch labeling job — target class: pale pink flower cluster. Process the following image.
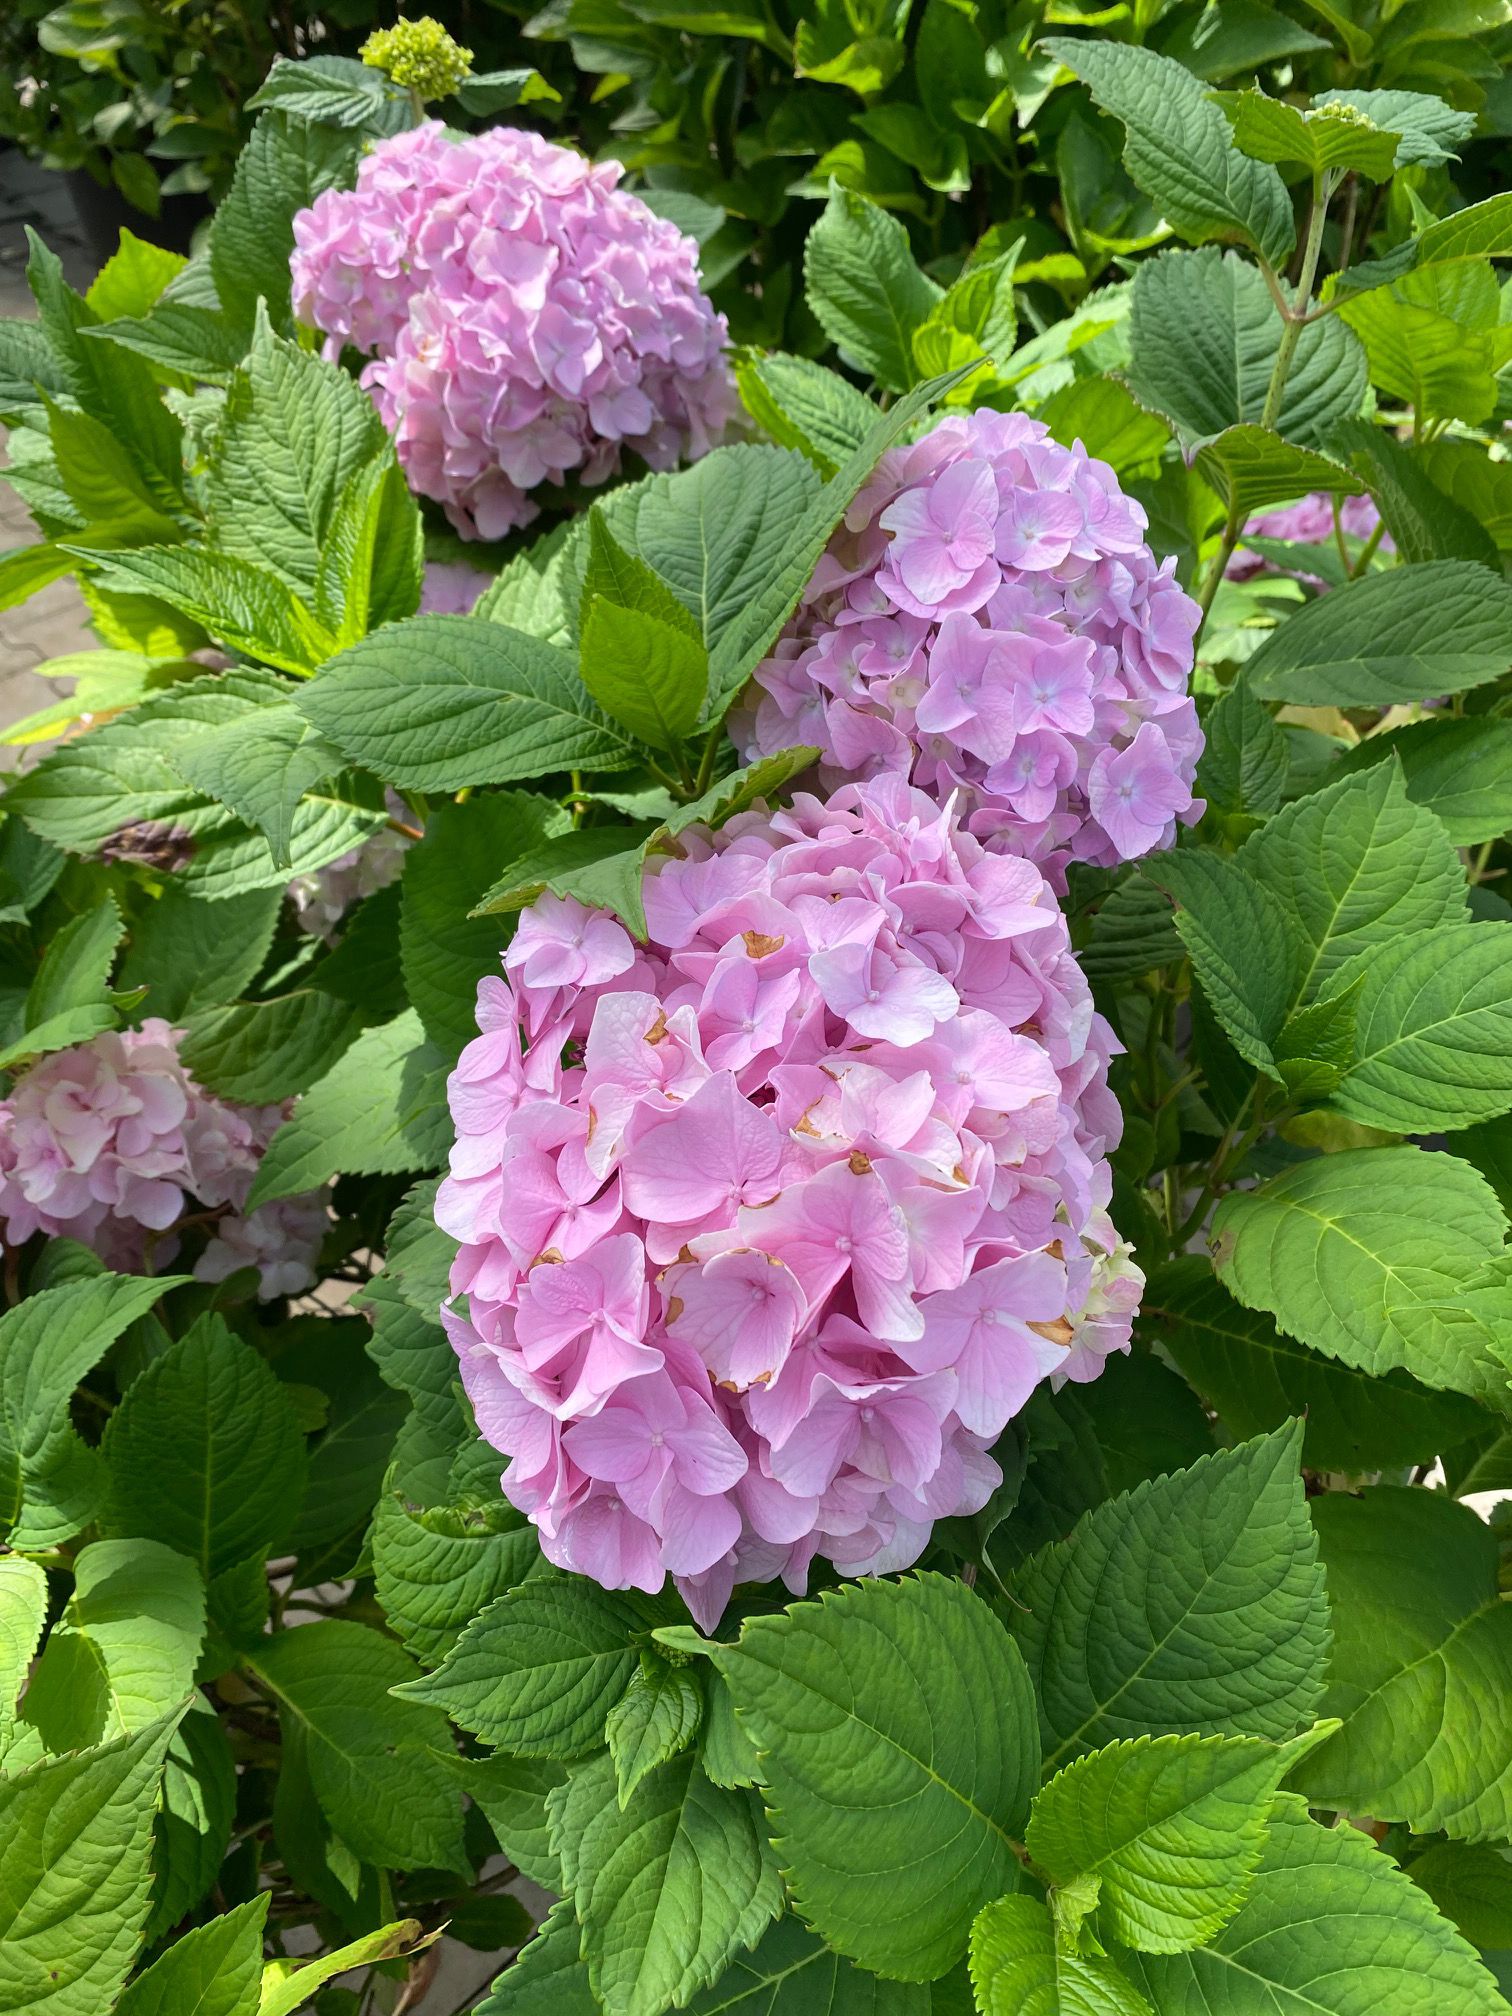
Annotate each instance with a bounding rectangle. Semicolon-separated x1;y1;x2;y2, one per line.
0;1020;326;1299
290;122;735;540
1229;491;1388;584
437;776;1140;1627
736;411;1203;891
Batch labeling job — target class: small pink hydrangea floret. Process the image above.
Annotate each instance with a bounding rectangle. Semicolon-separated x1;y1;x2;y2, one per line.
736;409;1203;889
0;1019;325;1299
291;123;735;540
437;776;1142;1628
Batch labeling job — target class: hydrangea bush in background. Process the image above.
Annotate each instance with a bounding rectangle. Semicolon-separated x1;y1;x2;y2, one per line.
1;21;1512;2016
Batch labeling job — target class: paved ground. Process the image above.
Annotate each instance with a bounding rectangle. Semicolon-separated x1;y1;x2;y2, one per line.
0;150;94;753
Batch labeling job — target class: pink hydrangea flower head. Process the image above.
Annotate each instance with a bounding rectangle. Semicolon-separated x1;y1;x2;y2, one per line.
735;409;1205;890
437;775;1143;1627
291;124;736;539
0;1020;326;1299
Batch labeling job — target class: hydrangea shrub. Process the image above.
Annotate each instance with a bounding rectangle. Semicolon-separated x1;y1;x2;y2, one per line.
0;31;1509;2016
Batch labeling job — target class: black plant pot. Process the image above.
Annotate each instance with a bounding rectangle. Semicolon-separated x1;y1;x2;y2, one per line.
65;166;210;269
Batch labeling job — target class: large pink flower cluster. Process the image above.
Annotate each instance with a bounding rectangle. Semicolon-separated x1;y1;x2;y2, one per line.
736;410;1203;890
290;122;734;540
0;1020;326;1299
437;776;1140;1627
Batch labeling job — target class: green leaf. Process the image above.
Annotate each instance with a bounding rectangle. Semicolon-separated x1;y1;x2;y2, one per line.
1147;1257;1487;1471
86;305;249;386
361;1278;465;1504
181;988;361;1104
1336;718;1512;847
26;893;123;1026
316;453;424;643
1126;249;1365;449
75;545;335;676
470;750;818;938
457;1752;566;1894
400;790;568;1058
1121;1796;1505;2016
1194;425;1357;520
970;1895;1152;2016
1010;1422;1329;1771
209;111;363;334
711;1572;1037;1980
549;1749;782;2016
245;1010;442;1206
687;1914;969;2013
1341;192;1512;299
43;396;181;541
1210;1146;1512;1408
0;1557;47;1753
0;1713;180;2016
170;702;348;871
101;1314;307;1578
1408;1843;1512;1951
734;352;879;476
247;52;403;128
25;232;183;508
284;1331;408;1563
298;614;638;790
1144;851;1299;1079
803;182;942;391
1319;88;1477;168
469;823;657;938
0;1272;188;1549
1328;923;1512;1131
1041;39;1294;266
1026;1727;1333;1954
396;1577;645;1756
475;1900;598;2016
0;1003;120;1074
246;1620;465;1873
208;316;390;593
371;1492;538;1669
1290;1488;1512;1840
607;1657;704;1807
1037;376;1171;479
149;1702;236;1942
4;671;384;892
381;1176;457;1322
580;511;702;639
1193;677;1288;817
1237;761;1466;1003
1331;420;1499;570
119;883;281;1022
580;597;709;756
115;1894;268;2016
1338;287;1510;427
259;1920;436;2016
23;1539;204;1753
1215;89;1402;177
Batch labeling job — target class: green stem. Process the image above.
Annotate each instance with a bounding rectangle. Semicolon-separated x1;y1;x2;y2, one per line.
1351;518;1386;578
1260;172;1331;434
407;83;427;126
1194;494;1243;637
